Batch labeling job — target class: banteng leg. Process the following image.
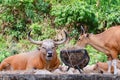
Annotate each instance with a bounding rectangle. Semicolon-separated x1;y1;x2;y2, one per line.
106;54;113;74
112;59;117;74
111;51;118;74
107;60;112;73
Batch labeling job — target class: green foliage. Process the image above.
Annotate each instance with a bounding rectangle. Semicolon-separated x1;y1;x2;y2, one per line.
51;1;98;29
0;34;36;62
96;0;120;29
0;0;51;40
30;23;56;40
86;45;107;65
0;0;120;65
0;35;11;62
51;0;120;33
106;7;120;27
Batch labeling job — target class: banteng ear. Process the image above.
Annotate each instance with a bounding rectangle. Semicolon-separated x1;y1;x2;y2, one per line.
37;47;41;50
86;34;89;37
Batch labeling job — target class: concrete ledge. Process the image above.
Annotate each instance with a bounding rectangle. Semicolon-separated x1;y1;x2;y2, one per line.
0;74;120;80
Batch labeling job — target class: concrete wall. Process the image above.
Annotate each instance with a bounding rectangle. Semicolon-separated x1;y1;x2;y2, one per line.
0;74;120;80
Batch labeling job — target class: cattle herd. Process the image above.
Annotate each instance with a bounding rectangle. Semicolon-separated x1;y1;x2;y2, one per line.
0;25;120;75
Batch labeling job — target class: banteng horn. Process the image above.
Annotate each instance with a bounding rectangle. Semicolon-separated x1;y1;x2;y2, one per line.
54;30;67;45
28;30;42;45
80;25;85;35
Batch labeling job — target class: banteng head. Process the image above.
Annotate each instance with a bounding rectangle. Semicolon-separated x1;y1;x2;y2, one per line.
28;30;67;60
76;26;89;48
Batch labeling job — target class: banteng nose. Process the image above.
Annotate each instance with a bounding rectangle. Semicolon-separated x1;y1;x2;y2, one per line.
47;51;53;57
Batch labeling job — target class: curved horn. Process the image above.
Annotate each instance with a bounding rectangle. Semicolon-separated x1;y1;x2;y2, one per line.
81;25;85;35
28;30;42;45
54;30;67;45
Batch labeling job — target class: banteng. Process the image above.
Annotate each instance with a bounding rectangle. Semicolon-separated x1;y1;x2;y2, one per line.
76;25;120;74
0;30;67;71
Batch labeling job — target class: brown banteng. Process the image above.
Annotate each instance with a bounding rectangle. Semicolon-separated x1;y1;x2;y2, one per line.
76;25;120;74
0;30;67;71
93;62;114;74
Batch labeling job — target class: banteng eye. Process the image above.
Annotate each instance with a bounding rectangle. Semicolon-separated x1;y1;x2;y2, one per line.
52;47;55;49
42;47;46;49
78;38;81;40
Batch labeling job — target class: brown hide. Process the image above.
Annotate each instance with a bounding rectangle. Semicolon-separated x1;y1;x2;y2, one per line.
77;26;120;59
0;50;60;71
76;26;120;74
0;30;68;71
94;62;114;73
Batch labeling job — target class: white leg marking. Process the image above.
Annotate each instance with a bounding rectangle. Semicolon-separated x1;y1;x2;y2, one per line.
107;60;112;73
112;59;118;75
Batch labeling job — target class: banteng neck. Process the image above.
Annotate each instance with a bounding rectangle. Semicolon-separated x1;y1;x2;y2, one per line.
87;34;109;53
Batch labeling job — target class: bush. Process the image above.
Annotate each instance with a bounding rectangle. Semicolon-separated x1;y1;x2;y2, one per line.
0;35;11;62
30;23;56;40
0;0;51;40
96;1;120;30
51;1;98;29
51;0;120;34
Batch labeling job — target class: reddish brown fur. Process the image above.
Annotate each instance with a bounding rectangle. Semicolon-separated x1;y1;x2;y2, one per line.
0;49;60;71
96;26;120;59
77;26;120;60
76;26;120;74
0;30;68;71
94;62;114;73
